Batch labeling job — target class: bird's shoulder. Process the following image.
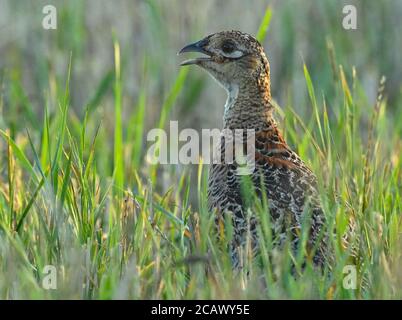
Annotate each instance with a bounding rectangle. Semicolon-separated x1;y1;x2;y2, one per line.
254;126;313;175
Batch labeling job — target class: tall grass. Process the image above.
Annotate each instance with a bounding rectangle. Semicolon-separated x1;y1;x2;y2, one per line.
0;3;401;299
113;37;124;197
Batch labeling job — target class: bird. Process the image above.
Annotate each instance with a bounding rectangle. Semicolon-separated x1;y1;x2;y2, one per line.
179;31;329;269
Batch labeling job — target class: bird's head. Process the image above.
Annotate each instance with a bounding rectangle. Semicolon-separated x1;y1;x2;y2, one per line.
179;30;270;93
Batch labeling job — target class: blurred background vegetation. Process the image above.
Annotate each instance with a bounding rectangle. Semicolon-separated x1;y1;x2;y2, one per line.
1;0;401;135
0;0;401;299
1;0;401;194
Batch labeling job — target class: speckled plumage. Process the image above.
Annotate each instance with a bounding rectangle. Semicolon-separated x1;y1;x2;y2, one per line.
180;31;328;268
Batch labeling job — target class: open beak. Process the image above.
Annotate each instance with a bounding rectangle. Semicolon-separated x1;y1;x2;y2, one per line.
178;38;212;66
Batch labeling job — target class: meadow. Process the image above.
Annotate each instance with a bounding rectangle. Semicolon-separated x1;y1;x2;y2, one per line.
0;0;401;299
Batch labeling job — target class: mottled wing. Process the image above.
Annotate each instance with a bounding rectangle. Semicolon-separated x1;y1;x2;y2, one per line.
252;128;327;263
207;127;328;265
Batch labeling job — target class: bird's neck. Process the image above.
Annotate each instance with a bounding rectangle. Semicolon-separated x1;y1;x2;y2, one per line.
223;76;275;130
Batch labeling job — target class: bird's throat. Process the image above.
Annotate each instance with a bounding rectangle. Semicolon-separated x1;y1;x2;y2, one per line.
223;84;239;119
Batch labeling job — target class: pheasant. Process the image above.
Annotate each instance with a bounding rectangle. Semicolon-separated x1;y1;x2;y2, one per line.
179;31;329;269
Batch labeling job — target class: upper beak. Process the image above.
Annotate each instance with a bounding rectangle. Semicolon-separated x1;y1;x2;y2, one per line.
178;38;212;66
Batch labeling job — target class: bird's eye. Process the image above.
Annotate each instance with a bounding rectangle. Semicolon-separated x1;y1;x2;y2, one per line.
221;41;235;53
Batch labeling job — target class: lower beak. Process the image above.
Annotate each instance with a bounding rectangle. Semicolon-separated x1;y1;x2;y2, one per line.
178;39;212;66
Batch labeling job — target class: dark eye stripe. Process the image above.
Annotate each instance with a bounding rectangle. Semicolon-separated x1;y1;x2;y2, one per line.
222;41;235;53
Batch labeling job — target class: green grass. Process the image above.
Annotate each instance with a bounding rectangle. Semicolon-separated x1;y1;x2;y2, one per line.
0;2;401;299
